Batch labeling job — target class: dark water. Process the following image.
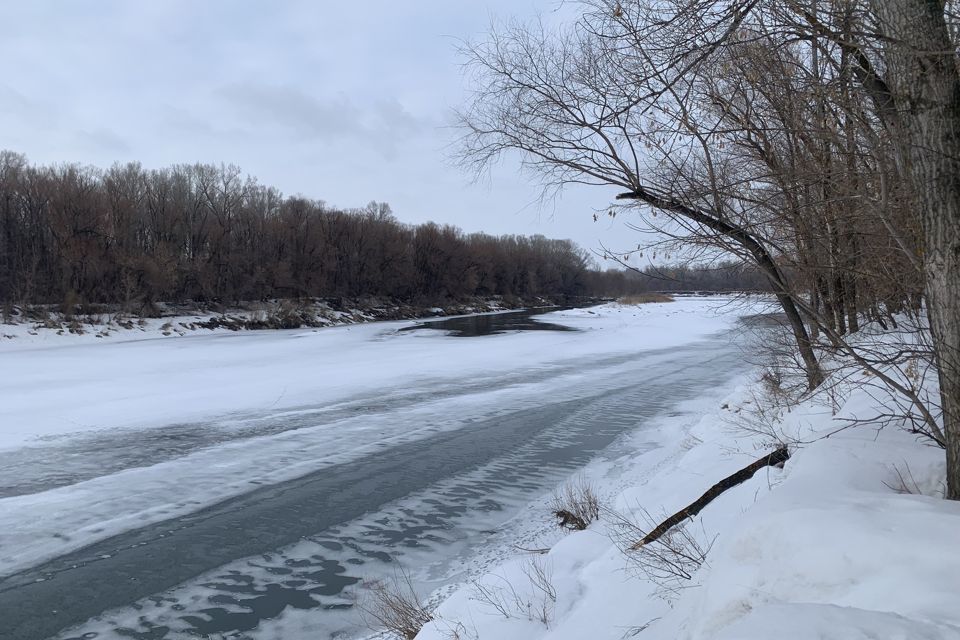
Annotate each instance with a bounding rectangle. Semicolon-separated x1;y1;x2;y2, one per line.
0;314;756;640
401;307;577;337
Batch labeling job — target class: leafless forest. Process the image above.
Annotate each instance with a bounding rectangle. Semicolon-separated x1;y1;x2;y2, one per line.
0;153;771;312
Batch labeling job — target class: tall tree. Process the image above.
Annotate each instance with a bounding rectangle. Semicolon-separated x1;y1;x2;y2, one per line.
456;3;825;388
870;0;960;497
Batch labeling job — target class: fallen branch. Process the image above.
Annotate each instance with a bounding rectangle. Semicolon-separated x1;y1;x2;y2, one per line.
631;447;790;550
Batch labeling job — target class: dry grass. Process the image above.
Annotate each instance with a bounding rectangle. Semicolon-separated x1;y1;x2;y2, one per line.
551;476;601;531
357;569;433;639
470;557;557;628
617;293;675;305
608;507;714;600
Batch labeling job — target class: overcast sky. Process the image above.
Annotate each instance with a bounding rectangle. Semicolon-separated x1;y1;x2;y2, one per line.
0;1;646;263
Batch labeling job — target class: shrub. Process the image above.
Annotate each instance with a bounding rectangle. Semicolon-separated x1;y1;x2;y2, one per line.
608;507;714;600
358;569;433;640
551;476;601;530
470;557;556;628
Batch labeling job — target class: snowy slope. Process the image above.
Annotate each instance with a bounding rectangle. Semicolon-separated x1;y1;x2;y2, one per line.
415;332;960;640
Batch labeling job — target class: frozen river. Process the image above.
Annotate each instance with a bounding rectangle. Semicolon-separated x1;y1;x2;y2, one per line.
0;300;763;639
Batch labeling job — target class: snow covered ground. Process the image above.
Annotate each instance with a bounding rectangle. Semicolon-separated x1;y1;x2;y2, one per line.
6;296;953;640
415;319;960;640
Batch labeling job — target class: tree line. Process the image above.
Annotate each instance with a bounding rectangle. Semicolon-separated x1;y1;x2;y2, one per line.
0;152;641;309
458;1;960;497
632;262;770;293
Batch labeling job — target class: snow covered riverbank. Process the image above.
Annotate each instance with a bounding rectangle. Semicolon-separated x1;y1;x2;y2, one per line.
414;320;960;640
6;295;952;640
0;296;578;347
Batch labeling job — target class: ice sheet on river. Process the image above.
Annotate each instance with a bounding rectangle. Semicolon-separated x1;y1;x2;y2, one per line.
0;297;766;639
0;298;759;576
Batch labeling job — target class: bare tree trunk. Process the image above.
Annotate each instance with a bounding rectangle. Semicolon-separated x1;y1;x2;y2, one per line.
776;291;825;390
617;189;824;390
872;0;960;498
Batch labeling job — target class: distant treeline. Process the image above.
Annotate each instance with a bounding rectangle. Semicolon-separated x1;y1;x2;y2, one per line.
620;262;771;293
0;153;593;307
0;152;761;309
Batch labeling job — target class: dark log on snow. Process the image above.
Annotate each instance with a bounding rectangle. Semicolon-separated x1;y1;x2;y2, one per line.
631;447;790;550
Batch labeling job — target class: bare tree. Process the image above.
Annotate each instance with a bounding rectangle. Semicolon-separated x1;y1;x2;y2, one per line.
457;3;824;389
457;0;960;496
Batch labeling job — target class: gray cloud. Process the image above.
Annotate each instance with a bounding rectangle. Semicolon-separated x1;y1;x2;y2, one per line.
217;84;354;138
0;84;58;125
214;82;430;162
217;83;425;155
0;0;645;261
73;128;132;156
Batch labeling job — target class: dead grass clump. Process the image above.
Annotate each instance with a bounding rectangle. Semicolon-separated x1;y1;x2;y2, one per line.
617;293;674;305
357;570;433;640
551;477;601;530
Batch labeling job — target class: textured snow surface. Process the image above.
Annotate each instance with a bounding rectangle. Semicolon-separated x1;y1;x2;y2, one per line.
11;296;949;640
0;297;746;580
415;329;960;640
0;300;740;450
